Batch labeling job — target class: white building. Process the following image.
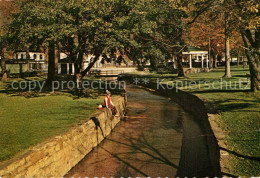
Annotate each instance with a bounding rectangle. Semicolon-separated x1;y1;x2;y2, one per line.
58;53;119;75
58;52;137;75
58;53;103;75
83;54;103;69
15;52;45;61
14;51;47;71
182;46;209;69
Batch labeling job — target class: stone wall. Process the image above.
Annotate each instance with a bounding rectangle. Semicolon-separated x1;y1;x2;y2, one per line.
0;96;127;178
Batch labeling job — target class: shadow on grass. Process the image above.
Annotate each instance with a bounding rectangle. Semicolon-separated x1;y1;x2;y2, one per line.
0;76;125;99
234;74;250;78
191;94;258;113
220;147;260;162
218;102;254;112
126;74;179;79
190;89;251;94
231;69;250;72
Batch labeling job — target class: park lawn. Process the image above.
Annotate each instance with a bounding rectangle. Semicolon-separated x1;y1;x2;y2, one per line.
0;79;106;162
196;89;260;176
188;69;260;176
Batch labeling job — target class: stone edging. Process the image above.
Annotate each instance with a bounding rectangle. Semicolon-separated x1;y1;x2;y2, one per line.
0;95;127;178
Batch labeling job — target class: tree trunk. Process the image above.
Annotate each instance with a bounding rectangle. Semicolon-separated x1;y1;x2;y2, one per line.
81;57;85;72
172;55;177;69
223;12;232;78
248;59;260;92
46;40;59;86
243;56;245;69
19;63;23;78
210;54;213;69
0;48;7;81
149;56;157;71
214;54;218;68
209;38;213;69
241;32;260;91
246;52;260;91
223;36;232;78
44;46;49;65
74;46;85;95
177;54;185;77
257;55;259;68
74;71;82;96
26;47;30;72
237;55;240;66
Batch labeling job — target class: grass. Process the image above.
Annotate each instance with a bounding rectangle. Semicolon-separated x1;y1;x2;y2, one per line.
128;66;260;176
178;68;260;176
0;76;118;162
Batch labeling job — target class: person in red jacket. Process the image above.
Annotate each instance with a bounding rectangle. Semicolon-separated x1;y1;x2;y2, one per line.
104;90;118;116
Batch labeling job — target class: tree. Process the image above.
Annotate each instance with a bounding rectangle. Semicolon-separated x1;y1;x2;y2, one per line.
0;46;7;81
126;0;188;76
189;0;260;91
7;0;137;90
238;1;260;91
7;0;67;84
0;0;17;81
186;0;238;76
184;10;225;69
8;0;222;84
55;0;138;87
223;11;232;78
47;41;59;85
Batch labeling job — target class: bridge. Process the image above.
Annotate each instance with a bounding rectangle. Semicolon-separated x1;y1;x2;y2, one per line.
89;69;125;77
89;67;137;77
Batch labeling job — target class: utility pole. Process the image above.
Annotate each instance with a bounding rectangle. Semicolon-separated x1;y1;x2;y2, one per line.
209;36;211;69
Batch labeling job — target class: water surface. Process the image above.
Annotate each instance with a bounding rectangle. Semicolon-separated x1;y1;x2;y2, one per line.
66;85;216;177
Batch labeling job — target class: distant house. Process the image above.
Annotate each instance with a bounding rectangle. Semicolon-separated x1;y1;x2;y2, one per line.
58;59;74;75
83;54;103;69
58;53;136;75
182;46;209;69
14;51;47;71
58;53;103;75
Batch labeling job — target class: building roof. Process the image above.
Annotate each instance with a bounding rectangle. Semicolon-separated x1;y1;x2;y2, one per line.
14;51;44;53
186;46;207;52
58;58;74;63
183;46;208;55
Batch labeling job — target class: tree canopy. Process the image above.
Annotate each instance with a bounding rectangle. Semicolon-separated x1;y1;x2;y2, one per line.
1;0;259;91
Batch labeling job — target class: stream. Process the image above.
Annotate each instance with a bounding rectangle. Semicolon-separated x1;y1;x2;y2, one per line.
66;85;219;177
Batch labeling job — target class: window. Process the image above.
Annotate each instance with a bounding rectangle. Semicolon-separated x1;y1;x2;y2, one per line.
34;54;37;60
16;54;18;59
40;54;43;60
21;54;24;59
